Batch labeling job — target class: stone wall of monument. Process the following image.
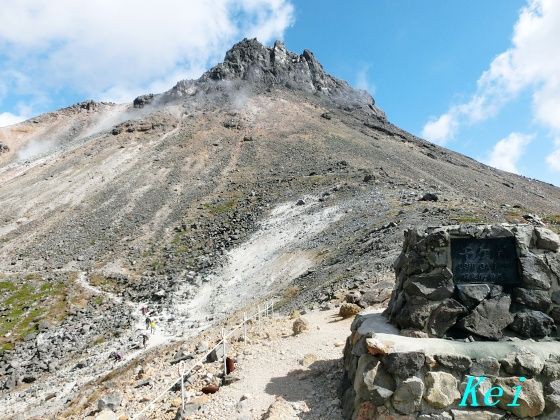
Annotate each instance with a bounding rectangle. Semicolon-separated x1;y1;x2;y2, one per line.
386;224;560;340
340;313;560;419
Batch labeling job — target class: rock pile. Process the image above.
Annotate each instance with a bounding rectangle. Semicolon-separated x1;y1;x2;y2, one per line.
0;274;133;391
386;224;560;340
340;312;560;419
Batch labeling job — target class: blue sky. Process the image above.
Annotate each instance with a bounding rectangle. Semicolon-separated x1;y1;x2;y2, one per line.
1;0;559;185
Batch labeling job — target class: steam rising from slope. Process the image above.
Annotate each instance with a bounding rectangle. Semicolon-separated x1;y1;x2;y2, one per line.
17;138;54;161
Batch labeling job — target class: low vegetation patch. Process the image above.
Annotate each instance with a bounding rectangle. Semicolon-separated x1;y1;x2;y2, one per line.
0;274;69;352
544;214;560;233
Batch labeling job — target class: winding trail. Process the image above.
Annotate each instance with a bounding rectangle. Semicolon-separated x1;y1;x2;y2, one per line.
0;197;345;418
0;271;175;419
76;271;173;357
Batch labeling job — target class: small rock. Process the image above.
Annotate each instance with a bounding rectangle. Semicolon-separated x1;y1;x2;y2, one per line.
95;410;117;420
365;337;392;356
339;303;361;318
201;384;219;394
300;353;317;367
451;410;503;420
435;354;472;372
97;392;122;412
419;192;438;202
262;396;298;419
292;317;309;335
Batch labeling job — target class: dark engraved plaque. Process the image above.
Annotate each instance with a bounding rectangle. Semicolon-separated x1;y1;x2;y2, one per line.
451;237;520;285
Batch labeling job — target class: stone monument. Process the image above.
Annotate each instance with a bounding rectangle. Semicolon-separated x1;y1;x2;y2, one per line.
339;224;560;419
386;224;560;340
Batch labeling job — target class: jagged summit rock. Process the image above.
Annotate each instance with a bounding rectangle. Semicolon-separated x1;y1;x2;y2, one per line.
137;38;385;118
202;39;373;103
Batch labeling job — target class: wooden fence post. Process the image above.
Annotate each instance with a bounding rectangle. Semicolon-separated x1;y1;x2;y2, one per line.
221;327;227;376
243;312;247;342
180;365;185;411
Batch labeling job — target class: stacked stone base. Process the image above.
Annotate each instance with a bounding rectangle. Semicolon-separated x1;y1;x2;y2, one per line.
340;313;560;419
386;224;560;341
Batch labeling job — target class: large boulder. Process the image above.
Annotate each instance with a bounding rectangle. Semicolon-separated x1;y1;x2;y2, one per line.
513;288;552;312
470;357;500;377
519;255;552;290
501;351;544;377
394;295;437;330
457;294;513;339
435;354;472;373
427;299;467;337
456;284;490;309
451;410;503;420
509;310;554;338
423;371;460;409
382;352;425;380
391;376;424;415
495;377;545;418
543;355;560;381
403;268;454;300
535;227;560;252
546;379;560;411
361;359;395;405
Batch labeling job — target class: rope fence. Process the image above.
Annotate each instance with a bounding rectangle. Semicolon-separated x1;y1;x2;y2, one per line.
133;299;275;419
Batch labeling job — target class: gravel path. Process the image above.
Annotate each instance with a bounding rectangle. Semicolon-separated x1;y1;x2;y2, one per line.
194;307;352;419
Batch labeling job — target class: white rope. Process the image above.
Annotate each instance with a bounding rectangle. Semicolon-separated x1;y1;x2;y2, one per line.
132;299;275;419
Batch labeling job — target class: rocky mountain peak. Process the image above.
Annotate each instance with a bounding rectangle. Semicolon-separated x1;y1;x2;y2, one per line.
158;38;382;115
202;38;374;106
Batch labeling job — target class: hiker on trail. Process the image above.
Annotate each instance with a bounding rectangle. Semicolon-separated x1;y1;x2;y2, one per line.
149;320;156;334
141;333;149;348
145;317;151;329
110;351;123;362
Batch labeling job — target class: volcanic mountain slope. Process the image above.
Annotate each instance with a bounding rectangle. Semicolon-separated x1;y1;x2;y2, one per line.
1;38;560;417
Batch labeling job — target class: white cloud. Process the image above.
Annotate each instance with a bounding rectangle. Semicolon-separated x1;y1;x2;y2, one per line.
421;113;457;145
0;112;26;127
546;143;560;172
420;0;560;165
486;132;533;173
0;0;294;107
